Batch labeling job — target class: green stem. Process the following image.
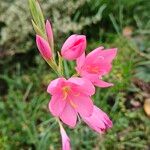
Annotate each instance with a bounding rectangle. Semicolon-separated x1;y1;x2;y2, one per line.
56;117;64;130
46;59;63;77
72;73;80;77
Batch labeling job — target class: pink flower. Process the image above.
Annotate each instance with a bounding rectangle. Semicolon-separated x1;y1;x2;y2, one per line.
46;20;54;49
60;125;71;150
76;47;117;87
82;105;113;133
36;35;52;60
61;34;86;60
47;77;95;127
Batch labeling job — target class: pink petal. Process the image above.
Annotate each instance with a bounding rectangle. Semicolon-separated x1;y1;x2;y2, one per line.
47;78;66;95
36;35;52;59
72;94;94;117
46;20;54;49
76;52;85;70
49;95;67;116
94;79;113;88
68;77;95;96
61;35;86;51
61;34;86;60
85;47;117;65
98;48;117;63
62;43;83;60
85;46;104;63
96;62;112;75
60;103;77;128
80;73;98;82
82;105;113;133
60;126;71;150
62;35;77;50
93;106;113;128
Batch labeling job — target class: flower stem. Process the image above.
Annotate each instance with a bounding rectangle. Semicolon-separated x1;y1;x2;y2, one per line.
56;117;63;129
46;59;63;77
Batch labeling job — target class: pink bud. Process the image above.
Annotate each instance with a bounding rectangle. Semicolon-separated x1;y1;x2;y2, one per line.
36;35;52;60
60;125;71;150
61;34;86;60
82;105;113;133
46;20;54;49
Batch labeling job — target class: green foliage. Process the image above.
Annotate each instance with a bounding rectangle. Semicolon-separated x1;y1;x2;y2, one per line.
0;0;32;52
29;0;45;33
1;36;150;149
0;0;100;53
1;0;149;53
0;0;149;149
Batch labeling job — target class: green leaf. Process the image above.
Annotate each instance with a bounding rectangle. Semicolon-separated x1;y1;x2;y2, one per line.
31;20;45;37
28;0;45;32
57;52;64;76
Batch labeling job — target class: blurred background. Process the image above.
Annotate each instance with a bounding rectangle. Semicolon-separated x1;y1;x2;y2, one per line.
0;0;150;149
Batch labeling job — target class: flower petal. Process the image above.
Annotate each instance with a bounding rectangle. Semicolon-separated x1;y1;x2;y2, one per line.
94;79;113;88
61;35;77;50
49;95;67;116
60;125;71;150
60;103;77;128
36;35;52;59
80;73;98;82
47;78;66;95
99;48;117;63
85;46;104;63
68;77;95;96
76;52;85;69
97;62;112;75
62;43;83;60
61;34;86;60
82;105;113;133
72;94;94;117
46;20;54;49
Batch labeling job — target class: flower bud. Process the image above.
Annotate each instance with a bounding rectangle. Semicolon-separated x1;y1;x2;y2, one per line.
60;125;71;150
82;105;112;133
61;34;86;60
46;20;54;50
36;35;52;60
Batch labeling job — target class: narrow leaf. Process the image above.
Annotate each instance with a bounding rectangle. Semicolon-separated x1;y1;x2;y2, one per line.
31;20;45;37
29;0;45;32
58;52;64;76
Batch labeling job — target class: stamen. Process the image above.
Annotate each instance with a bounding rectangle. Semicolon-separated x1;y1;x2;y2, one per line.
62;86;70;92
62;86;71;100
70;100;77;108
91;66;99;73
63;91;68;100
87;65;100;73
91;67;99;73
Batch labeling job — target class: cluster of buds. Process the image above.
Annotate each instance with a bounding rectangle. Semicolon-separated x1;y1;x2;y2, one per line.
29;0;117;149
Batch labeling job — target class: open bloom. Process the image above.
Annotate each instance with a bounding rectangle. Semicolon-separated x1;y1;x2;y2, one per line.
82;105;112;133
36;35;52;60
61;34;86;60
60;125;71;150
47;77;95;127
76;47;117;87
